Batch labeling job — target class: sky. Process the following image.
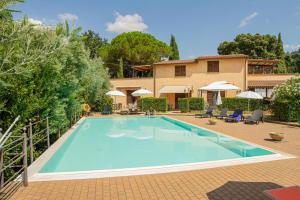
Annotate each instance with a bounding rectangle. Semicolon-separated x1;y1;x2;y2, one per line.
13;0;300;59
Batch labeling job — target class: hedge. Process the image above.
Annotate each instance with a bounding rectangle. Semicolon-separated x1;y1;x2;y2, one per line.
178;98;189;112
178;97;205;113
220;98;268;111
270;101;300;122
137;97;168;112
94;94;113;112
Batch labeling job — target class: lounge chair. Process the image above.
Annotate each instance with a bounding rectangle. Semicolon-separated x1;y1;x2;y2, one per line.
195;107;214;118
225;109;243;122
244;110;263;124
102;105;112;115
214;108;228;119
128;103;138;115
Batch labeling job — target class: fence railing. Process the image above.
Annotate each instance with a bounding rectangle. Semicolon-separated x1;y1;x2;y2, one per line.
0;111;82;199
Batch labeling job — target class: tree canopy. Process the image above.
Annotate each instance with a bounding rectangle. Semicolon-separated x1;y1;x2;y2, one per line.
169;35;180;60
218;33;279;59
81;30;107;59
285;48;300;73
100;31;171;77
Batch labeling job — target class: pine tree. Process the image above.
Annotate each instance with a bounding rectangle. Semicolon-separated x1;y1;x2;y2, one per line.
117;57;124;78
275;33;287;73
169;35;180;60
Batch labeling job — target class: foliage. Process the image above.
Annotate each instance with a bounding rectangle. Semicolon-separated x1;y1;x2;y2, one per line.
137;97;168;112
178;98;189;112
272;78;300;103
189;97;205;111
169;34;180;60
100;31;171;77
220;98;267;111
274;33;287;73
0;17;109;130
178;97;204;112
81;30;107;59
117;57;124;78
0;0;24;20
218;33;278;59
94;93;113;112
270;101;300;122
285;48;300;73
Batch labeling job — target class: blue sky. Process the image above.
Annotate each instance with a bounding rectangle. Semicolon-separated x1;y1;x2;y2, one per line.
14;0;300;59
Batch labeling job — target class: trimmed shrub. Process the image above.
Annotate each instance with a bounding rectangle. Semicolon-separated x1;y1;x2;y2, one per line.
178;97;205;112
137;97;167;112
178;98;189;112
189;97;205;111
220;98;267;111
270;101;300;122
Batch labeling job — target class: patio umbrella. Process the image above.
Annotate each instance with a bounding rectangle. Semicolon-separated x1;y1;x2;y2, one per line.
132;88;153;111
132;89;152;97
216;91;222;105
106;90;125;104
236;91;263;111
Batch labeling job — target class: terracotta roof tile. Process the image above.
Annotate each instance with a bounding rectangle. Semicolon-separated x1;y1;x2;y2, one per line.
153;59;196;65
197;54;248;60
248;80;285;88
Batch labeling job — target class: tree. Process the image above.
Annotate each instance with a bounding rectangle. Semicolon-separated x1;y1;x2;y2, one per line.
81;30;107;59
100;31;171;77
274;33;287;73
218;33;278;59
169;35;179;60
285;48;300;73
117;57;124;78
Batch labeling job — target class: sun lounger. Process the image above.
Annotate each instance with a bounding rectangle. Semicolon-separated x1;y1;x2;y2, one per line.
244;109;263;124
264;186;300;200
195;107;214;118
214;108;228;119
225;109;243;122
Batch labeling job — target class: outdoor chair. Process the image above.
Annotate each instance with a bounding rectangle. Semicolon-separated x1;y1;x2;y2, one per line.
225;109;243;122
195;107;214;118
102;105;112;115
244;110;263;124
214;108;228;119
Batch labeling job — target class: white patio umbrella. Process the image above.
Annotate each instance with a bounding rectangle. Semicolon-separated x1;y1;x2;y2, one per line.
132;88;153;111
236;91;263;111
132;89;152;97
106;90;125;104
216;91;222;105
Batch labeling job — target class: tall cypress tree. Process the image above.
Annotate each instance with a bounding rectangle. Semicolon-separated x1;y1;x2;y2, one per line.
117;57;124;78
275;33;287;73
169;35;180;60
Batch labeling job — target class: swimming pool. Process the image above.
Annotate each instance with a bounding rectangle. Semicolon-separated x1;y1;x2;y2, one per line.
40;116;276;174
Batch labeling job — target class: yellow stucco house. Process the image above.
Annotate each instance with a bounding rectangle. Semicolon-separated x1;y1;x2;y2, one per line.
110;54;299;109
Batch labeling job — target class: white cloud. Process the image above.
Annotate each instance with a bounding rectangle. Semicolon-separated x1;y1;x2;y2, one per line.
58;13;78;22
28;18;43;25
284;44;300;51
239;12;258;28
106;12;148;34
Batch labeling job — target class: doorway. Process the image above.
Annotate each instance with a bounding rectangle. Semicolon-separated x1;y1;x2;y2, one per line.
126;90;137;105
175;93;187;109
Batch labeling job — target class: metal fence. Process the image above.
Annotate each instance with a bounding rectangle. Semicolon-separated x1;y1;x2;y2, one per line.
0;111;81;199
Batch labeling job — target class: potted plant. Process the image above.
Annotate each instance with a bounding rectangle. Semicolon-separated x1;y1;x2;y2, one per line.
208;117;217;125
269;132;284;141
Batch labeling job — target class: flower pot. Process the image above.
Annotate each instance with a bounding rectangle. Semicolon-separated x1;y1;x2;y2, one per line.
208;119;217;125
269;132;284;141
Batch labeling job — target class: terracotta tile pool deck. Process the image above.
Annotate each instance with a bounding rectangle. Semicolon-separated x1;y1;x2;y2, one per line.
12;115;300;200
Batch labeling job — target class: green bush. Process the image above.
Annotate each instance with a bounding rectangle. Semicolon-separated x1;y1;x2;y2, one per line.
178;97;204;112
189;97;205;110
137;97;168;112
270;101;300;122
220;98;267;111
178;98;189;112
94;94;113;112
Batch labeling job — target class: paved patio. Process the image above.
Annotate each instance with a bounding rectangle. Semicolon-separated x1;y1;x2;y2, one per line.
12;115;300;200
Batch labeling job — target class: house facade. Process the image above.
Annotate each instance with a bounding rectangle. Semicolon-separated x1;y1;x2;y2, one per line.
110;54;299;109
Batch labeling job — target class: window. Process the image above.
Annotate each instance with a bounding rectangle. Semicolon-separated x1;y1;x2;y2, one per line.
207;61;219;72
175;65;186;76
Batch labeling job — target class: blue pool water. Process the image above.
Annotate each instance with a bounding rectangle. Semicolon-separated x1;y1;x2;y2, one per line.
41;116;274;173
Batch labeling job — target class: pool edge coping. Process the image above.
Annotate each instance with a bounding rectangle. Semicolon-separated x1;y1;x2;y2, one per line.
27;115;296;182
